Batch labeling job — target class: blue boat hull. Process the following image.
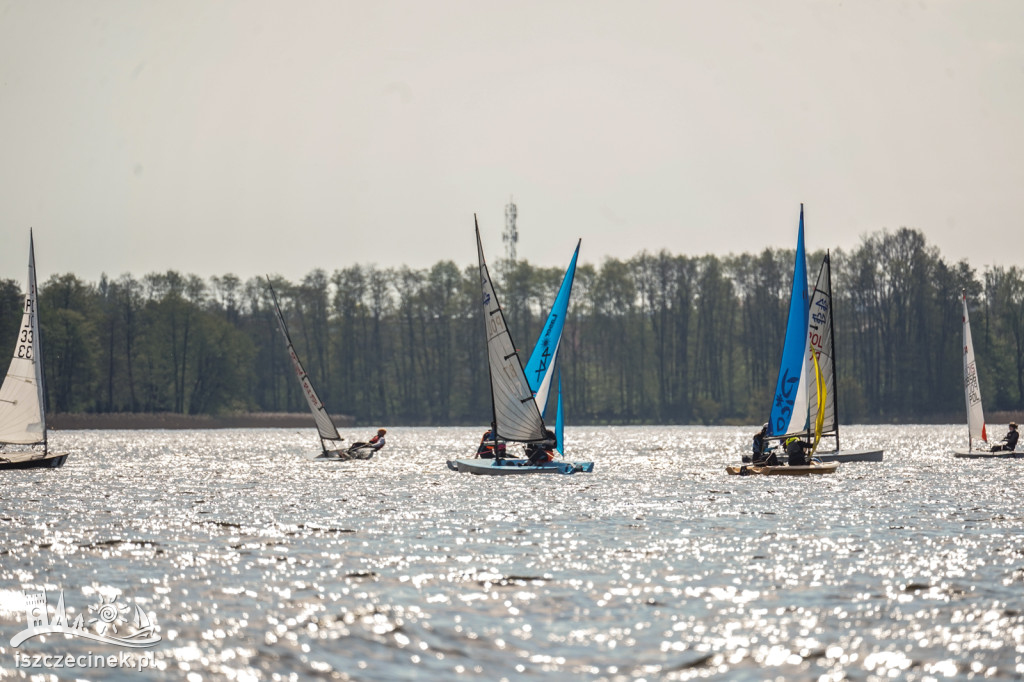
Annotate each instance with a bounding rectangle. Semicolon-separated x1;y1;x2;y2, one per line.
446;458;594;475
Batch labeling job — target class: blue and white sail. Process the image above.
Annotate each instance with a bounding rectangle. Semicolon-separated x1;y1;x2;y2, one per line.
768;204;811;438
525;240;580;416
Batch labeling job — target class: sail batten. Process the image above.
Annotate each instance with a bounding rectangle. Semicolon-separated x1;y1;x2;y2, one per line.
0;233;46;446
962;290;987;450
267;278;343;445
476;219;547;443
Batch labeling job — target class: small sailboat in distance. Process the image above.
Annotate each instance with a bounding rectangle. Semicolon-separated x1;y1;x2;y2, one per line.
0;231;69;470
266;278;368;461
953;290;1018;459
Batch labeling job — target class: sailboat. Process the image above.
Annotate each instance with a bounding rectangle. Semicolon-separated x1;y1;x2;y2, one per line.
728;206;837;476
446;219;593;475
953;290;1017;458
0;232;69;470
266;278;366;461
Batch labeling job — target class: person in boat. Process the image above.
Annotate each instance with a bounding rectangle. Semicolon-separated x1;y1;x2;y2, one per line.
990;422;1019;452
784;436;810;466
751;423;779;465
348;429;387;458
476;423;507;459
525;429;557;465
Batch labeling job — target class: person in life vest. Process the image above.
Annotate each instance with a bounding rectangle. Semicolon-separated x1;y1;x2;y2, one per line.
525;429;557;465
990;422;1019;452
785;436;809;466
476;424;507;459
348;429;386;459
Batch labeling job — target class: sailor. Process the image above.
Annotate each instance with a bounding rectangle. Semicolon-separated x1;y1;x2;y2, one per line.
991;422;1019;452
367;428;387;451
751;423;778;465
476;423;506;459
347;429;387;459
525;429;557;465
785;436;809;466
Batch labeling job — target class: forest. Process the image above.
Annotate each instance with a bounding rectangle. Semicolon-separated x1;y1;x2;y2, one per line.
2;226;1022;426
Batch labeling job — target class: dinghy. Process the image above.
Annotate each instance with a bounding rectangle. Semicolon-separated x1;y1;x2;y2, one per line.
953;290;1019;459
726;461;839;476
0;232;69;470
267;278;369;462
742;205;881;467
447;219;592;476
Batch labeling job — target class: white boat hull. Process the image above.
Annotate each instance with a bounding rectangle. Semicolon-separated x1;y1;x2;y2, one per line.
953;450;1021;459
446;458;594;475
814;449;884;463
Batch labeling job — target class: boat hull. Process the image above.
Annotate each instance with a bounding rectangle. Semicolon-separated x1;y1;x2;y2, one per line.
447;458;594;475
726;461;839;476
953;450;1021;459
309;448;376;462
743;449;883;464
814;449;883;463
0;451;69;470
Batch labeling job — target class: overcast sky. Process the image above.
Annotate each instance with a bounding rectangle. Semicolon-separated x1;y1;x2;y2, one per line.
2;1;1022;286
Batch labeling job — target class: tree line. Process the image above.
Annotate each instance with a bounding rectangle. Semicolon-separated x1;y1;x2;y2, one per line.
2;227;1022;426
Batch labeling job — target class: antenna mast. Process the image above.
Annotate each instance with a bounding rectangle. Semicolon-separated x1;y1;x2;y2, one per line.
503;196;518;262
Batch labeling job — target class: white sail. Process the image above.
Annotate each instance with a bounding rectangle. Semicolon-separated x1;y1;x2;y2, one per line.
267;279;342;445
806;255;836;438
476;221;546;443
962;290;987;449
0;233;46;445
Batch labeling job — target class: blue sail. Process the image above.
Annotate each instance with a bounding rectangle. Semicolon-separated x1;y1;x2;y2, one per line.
525;240;581;416
555;367;564;456
768;205;810;438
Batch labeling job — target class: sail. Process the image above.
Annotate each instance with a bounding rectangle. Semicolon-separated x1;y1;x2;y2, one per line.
266;278;342;444
476;219;547;443
0;233;46;445
962;290;987;449
525;240;580;415
768;205;811;438
806;255;837;438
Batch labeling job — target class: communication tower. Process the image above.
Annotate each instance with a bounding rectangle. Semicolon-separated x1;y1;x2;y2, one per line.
503;197;518;262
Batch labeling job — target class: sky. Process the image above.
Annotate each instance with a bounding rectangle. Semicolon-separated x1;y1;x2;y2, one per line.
1;1;1023;287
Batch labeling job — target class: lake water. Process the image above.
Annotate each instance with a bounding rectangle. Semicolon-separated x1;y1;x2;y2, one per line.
0;425;1021;681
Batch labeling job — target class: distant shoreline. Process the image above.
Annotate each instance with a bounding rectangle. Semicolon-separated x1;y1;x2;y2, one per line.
48;412;358;430
46;411;1022;430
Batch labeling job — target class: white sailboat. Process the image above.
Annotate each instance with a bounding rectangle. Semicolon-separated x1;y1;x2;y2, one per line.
953;290;1017;458
266;278;368;461
446;218;592;475
802;253;883;463
0;232;68;470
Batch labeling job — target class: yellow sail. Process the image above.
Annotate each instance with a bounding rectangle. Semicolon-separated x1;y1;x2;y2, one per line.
809;346;827;455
